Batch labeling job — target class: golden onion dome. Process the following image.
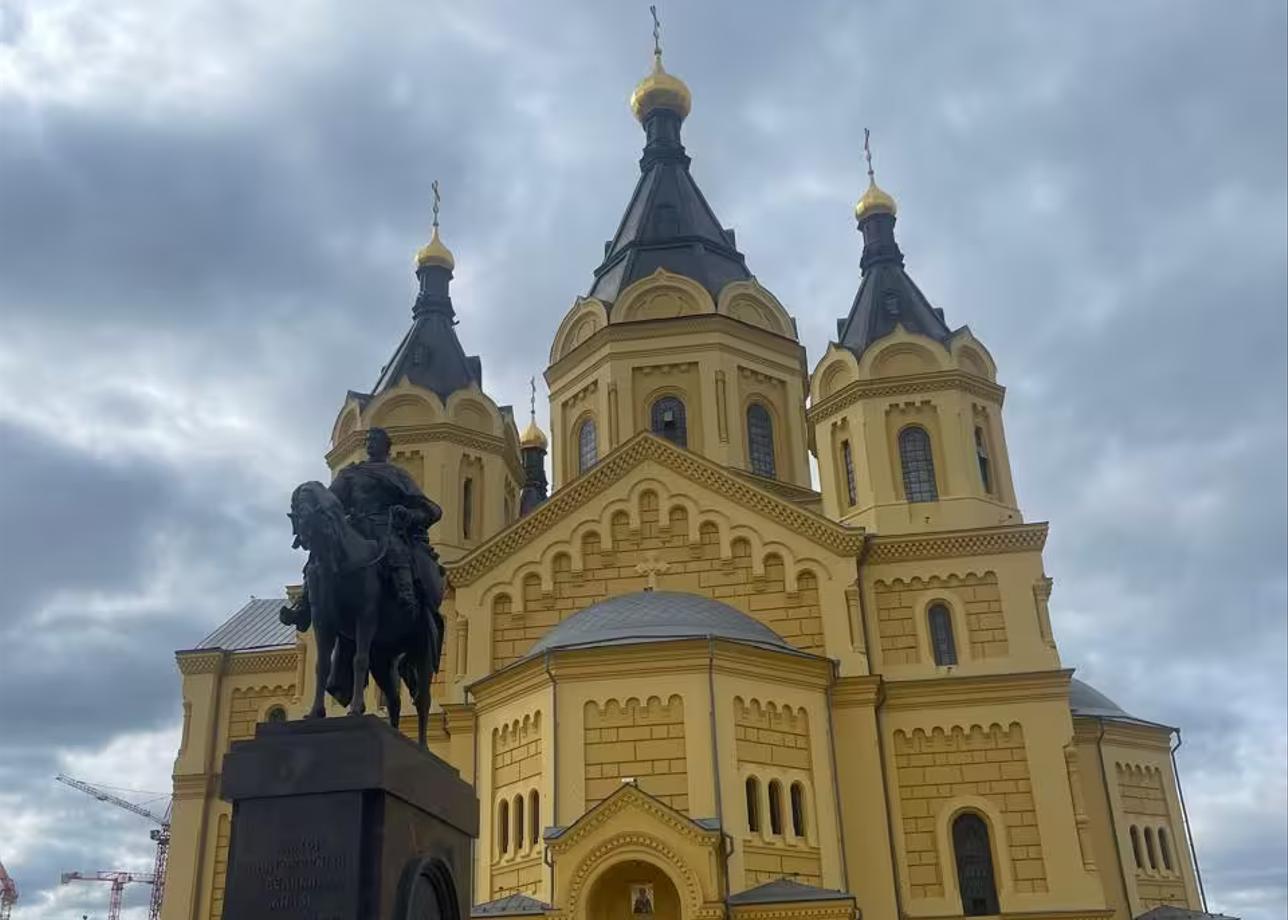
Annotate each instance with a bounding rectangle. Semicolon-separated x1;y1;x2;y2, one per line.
415;226;455;271
519;417;548;450
630;52;692;123
854;178;897;222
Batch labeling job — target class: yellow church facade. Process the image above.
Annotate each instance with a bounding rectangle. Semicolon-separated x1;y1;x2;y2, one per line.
161;41;1211;920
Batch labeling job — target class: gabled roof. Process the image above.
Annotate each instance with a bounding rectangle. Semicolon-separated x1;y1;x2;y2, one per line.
544;781;721;853
589;153;751;306
728;877;853;905
471;893;551;916
445;432;865;587
195;598;293;650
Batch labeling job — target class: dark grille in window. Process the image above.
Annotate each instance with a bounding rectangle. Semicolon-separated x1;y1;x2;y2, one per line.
746;404;776;478
578;419;597;474
899;426;938;502
651;396;687;448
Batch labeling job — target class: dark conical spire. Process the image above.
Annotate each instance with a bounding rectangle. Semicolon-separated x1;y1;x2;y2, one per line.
588;30;750;306
371;189;482;400
836;138;954;359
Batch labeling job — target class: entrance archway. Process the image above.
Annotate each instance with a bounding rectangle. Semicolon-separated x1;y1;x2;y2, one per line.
586;858;683;920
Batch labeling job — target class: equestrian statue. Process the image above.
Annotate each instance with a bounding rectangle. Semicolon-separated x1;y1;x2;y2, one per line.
280;427;446;746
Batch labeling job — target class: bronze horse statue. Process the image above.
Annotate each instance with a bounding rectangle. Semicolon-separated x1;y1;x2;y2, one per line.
283;481;444;746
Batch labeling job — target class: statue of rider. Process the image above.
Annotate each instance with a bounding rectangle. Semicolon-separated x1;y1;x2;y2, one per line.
330;427;442;619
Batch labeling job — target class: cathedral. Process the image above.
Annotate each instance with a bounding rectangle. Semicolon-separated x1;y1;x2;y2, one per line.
162;35;1213;920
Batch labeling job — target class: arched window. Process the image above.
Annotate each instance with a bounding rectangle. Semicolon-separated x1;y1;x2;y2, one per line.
974;425;993;494
745;777;761;832
841;439;857;506
790;782;807;837
265;706;287;723
578;418;597;474
898;426;938;502
953;813;1000;916
928;604;958;666
498;799;510;855
650;396;687;448
746;404;776;478
529;791;541;847
462;477;475;540
1144;827;1158;870
1158;827;1173;871
513;794;525;852
1129;825;1143;869
767;780;784;835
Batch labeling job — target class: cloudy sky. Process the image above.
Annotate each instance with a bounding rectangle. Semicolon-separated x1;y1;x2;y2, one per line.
0;1;1284;918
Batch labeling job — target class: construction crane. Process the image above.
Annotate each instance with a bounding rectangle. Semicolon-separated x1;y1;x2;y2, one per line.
61;870;154;920
55;774;171;920
0;858;17;920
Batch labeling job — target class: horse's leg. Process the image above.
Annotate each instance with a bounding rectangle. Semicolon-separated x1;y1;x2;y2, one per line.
416;629;433;748
308;623;334;719
348;584;377;717
383;654;402;732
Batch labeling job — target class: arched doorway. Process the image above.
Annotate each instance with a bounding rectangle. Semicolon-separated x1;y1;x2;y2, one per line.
586;858;682;920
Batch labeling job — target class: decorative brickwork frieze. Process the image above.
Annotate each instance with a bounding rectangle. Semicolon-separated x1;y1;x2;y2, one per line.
226;684;294;744
584;695;687;812
874;572;1009;665
893;722;1047;898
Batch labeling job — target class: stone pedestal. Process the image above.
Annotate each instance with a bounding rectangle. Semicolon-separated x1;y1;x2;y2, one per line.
220;715;477;920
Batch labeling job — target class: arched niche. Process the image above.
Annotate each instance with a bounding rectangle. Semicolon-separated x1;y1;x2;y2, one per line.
716;279;797;339
612;269;715;325
550;297;609;363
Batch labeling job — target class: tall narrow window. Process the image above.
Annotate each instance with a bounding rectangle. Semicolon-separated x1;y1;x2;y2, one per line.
578;418;597;474
929;604;958;666
462;477;475;540
841;440;857;506
898;426;939;502
1144;827;1158;870
529;791;540;847
953;813;1000;916
1158;827;1173;871
746;404;776;478
1130;826;1143;869
975;425;993;494
745;777;761;832
498;799;510;855
513;794;525;852
650;396;687;448
790;782;807;837
767;780;784;835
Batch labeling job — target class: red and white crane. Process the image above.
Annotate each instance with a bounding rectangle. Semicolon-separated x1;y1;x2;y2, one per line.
60;870;154;920
0;859;18;920
55;774;171;920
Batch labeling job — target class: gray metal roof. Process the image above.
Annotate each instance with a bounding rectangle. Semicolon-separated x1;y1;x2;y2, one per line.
525;591;798;658
471;893;551;916
1136;907;1240;920
194;598;294;651
728;878;853;905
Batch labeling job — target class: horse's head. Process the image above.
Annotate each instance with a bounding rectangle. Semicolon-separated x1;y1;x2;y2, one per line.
289;481;345;553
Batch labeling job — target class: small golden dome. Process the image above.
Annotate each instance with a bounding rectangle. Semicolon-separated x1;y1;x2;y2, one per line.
855;178;897;222
415;226;455;271
519;417;548;450
630;52;692;123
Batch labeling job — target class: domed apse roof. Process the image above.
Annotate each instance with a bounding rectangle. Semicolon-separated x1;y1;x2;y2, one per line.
525;591;799;658
1069;677;1164;726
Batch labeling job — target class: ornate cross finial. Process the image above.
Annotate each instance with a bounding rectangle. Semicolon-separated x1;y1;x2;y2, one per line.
529;376;537;420
635;552;671;591
650;4;661;56
431;179;441;229
864;128;875;182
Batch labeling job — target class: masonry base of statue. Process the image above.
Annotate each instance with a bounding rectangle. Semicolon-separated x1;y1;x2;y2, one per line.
219;715;478;920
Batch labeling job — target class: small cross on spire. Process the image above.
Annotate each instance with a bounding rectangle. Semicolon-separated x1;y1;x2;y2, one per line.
649;4;662;57
864;128;875;182
529;376;537;420
431;179;441;229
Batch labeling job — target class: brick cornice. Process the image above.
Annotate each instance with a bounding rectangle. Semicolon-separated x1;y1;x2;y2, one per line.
881;668;1073;711
808;369;1005;424
224;648;298;675
831;674;882;707
175;650;224;675
447;432;864;587
866;522;1048;565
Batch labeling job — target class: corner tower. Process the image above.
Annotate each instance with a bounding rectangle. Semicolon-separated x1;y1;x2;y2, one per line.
545;34;811;492
809;143;1020;534
329;189;524;560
